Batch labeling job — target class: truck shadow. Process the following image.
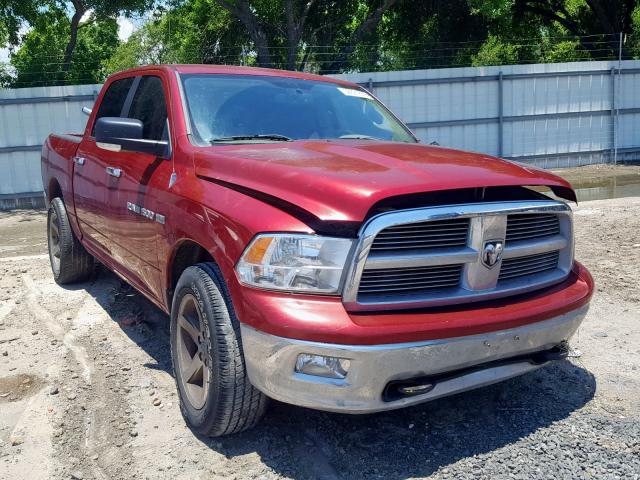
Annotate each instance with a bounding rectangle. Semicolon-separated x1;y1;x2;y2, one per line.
85;267;597;480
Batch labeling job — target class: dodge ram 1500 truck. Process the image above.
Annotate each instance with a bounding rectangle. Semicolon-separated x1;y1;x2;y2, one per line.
41;65;594;437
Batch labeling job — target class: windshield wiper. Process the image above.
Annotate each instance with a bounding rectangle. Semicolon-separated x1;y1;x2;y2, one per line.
210;134;293;143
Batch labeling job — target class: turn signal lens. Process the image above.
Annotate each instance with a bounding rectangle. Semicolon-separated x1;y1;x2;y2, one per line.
243;236;273;264
236;234;353;294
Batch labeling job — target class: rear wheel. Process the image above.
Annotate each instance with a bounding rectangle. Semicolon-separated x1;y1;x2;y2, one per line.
170;262;268;436
47;197;94;284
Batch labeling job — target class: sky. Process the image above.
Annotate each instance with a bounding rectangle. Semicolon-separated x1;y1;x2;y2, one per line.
0;15;136;64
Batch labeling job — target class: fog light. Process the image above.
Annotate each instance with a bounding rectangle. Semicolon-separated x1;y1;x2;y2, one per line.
295;354;350;379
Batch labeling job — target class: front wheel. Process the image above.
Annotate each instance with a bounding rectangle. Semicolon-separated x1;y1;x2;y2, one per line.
170;263;268;436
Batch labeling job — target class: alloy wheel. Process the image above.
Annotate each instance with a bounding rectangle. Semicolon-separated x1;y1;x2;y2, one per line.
48;209;61;274
176;293;211;409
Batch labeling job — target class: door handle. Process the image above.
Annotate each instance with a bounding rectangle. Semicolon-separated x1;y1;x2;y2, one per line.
105;166;122;178
73;156;86;166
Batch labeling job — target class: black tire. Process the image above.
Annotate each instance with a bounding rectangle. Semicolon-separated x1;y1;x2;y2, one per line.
170;262;268;436
47;197;94;285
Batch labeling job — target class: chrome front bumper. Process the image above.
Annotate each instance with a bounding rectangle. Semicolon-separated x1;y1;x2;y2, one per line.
240;304;589;414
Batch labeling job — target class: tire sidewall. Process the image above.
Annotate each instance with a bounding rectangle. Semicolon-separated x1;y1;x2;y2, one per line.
170;266;226;431
47;202;61;278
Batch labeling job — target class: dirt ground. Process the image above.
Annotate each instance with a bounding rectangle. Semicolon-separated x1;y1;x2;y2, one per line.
1;196;639;479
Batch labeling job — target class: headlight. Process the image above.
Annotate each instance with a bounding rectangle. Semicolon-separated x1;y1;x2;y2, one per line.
236;234;353;294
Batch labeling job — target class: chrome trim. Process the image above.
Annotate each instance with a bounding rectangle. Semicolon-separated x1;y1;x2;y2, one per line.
364;246;478;269
502;235;567;259
241;303;588;414
342;200;573;311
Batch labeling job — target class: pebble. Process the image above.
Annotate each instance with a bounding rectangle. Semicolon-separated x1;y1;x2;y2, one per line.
9;434;24;446
50;386;59;395
129;430;138;437
153;398;162;407
31;330;38;335
70;471;83;479
67;392;77;400
1;350;7;356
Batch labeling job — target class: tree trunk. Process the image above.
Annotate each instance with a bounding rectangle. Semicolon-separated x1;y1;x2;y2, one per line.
322;0;397;74
61;0;86;81
284;0;315;70
218;0;273;68
520;0;635;58
520;2;600;56
284;0;298;70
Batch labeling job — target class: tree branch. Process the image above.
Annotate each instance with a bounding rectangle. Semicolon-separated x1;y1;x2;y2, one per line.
61;0;86;79
323;0;397;73
217;0;273;67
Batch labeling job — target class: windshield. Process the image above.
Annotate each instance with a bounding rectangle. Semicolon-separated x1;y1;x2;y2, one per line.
180;74;416;144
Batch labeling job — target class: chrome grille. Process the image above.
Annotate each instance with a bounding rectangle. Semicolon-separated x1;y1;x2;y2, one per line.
358;264;462;296
499;251;560;281
370;218;469;251
506;214;560;243
344;200;574;311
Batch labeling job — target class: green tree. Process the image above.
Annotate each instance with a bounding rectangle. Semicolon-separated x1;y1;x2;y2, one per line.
10;9;119;87
471;0;639;62
106;0;246;72
0;1;44;47
198;0;399;72
345;0;491;71
57;0;155;76
108;0;402;73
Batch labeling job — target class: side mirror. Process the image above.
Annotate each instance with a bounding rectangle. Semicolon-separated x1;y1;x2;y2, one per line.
95;117;169;158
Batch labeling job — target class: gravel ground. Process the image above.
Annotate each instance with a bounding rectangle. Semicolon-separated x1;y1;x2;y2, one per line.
0;196;639;480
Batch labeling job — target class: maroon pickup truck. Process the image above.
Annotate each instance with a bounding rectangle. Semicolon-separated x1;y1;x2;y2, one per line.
41;65;593;436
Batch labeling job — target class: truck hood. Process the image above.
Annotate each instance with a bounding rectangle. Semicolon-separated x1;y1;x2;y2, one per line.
194;140;575;225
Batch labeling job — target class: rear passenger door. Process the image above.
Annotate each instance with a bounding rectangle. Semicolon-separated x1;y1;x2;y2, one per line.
101;74;173;301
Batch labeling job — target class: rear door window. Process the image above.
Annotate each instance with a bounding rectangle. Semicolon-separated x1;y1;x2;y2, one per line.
91;77;134;135
127;75;168;141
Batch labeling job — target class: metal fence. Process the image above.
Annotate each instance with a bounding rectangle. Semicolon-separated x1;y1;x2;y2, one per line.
1;60;639;207
0;84;99;207
335;59;640;168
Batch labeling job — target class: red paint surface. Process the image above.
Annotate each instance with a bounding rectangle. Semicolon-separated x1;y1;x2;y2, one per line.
231;262;593;345
41;65;593;344
194;141;576;221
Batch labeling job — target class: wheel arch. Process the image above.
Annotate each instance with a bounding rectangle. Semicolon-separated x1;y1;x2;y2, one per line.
166;239;216;309
48;177;63;203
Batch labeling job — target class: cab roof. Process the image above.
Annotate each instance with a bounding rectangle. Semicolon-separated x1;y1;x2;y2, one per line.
108;64;359;88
